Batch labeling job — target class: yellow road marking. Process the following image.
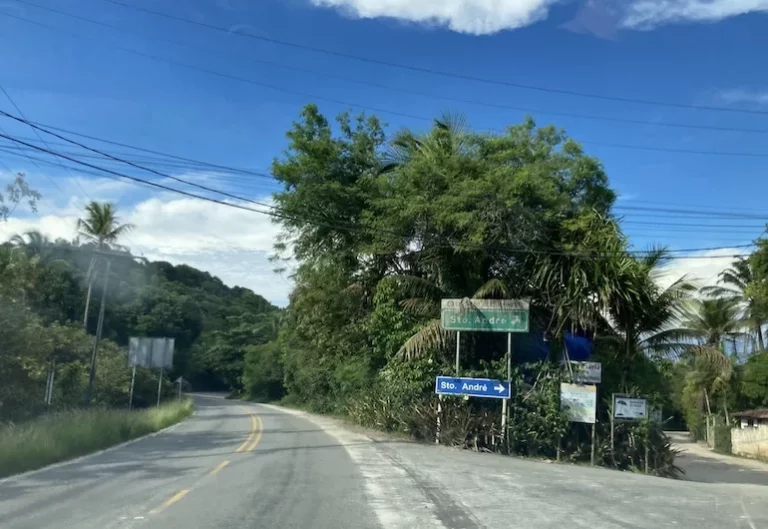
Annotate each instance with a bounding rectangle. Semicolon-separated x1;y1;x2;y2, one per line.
210;460;230;476
235;408;258;453
150;489;191;515
245;415;263;452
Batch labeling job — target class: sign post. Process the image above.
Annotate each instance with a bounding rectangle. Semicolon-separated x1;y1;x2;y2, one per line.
611;394;649;471
440;299;529;333
128;364;137;411
128;336;175;410
560;383;598;465
435;376;512;399
437;298;529;447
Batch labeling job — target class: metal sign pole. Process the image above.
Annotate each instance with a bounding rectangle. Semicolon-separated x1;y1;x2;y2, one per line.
178;376;183;400
501;333;511;449
128;364;137;411
455;331;461;376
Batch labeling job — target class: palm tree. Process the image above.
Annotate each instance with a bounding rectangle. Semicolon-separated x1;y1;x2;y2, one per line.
676;297;745;424
702;257;764;351
10;230;53;260
76;201;134;328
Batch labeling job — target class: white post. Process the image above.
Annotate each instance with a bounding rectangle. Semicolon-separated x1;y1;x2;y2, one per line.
501;333;511;445
157;365;163;408
47;359;56;405
129;364;137;411
178;376;183;400
44;361;52;405
455;331;461;376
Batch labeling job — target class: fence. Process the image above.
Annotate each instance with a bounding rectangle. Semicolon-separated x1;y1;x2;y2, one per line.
731;426;768;459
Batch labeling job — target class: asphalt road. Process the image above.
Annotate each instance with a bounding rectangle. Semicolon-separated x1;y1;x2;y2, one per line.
1;396;766;529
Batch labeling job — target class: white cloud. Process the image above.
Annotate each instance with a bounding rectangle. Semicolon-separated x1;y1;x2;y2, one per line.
621;0;768;29
656;247;749;291
0;185;293;306
307;0;768;34
717;88;768;107
309;0;560;34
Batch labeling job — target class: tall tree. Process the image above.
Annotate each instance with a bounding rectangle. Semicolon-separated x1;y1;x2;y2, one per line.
703;257;764;351
76;202;134;328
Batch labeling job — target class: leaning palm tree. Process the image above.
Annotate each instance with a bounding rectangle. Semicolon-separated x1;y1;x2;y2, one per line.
76;201;134;327
702;257;764;351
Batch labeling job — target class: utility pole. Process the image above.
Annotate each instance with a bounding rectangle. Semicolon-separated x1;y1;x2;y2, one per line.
85;259;111;405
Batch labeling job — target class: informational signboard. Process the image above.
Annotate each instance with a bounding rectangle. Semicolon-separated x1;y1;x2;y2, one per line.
440;299;529;333
566;361;602;384
129;337;175;368
560;383;597;424
613;395;648;421
435;376;511;399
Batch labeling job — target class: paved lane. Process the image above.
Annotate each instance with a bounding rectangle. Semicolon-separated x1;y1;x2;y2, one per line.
3;397;767;529
0;396;379;529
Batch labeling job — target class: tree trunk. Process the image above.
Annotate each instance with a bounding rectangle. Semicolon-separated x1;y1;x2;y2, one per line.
83;254;97;329
757;324;765;352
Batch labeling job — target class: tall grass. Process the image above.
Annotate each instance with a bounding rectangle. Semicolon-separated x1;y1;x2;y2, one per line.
0;399;194;478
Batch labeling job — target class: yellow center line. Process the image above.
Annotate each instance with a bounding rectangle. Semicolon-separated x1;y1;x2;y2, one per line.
245;415;263;452
210;460;230;476
235;407;258;453
149;489;191;515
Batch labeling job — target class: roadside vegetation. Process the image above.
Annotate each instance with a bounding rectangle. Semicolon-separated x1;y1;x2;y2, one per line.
3;105;768;478
0;399;193;478
243;105;768;477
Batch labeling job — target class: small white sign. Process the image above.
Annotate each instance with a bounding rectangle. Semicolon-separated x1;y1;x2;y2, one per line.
560;383;597;424
566;361;601;384
613;395;648;420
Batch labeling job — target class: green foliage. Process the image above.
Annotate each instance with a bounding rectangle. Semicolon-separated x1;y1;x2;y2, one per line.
0;399;193;478
740;352;768;408
0;173;40;221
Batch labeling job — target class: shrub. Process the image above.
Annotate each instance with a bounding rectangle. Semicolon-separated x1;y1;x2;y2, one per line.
0;399;194;478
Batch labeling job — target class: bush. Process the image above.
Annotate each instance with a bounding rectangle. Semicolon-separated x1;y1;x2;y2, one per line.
713;421;733;454
0;399;194;478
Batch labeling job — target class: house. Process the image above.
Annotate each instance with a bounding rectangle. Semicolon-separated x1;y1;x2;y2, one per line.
733;409;768;429
731;409;768;459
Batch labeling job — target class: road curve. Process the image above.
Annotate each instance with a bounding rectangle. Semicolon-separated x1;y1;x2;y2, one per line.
1;395;767;529
0;395;380;529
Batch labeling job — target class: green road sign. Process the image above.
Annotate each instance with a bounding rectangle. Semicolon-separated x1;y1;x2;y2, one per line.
440;299;529;333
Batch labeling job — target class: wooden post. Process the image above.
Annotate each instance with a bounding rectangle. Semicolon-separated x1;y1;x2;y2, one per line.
590;422;596;466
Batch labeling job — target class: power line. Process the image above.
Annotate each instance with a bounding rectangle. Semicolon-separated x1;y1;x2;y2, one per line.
615;205;768;220
98;0;768;117
621;220;767;229
0;109;279;210
0;128;754;260
0;82;96;203
12;0;768;137
7;10;768;162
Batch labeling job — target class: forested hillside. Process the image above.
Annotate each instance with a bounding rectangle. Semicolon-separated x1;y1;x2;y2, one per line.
0;217;278;421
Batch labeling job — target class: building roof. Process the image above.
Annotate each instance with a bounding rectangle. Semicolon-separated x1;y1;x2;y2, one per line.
733;409;768;419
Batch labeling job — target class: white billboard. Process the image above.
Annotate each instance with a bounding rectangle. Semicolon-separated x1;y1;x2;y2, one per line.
613;395;648;421
129;337;175;368
566;361;601;384
560;383;597;424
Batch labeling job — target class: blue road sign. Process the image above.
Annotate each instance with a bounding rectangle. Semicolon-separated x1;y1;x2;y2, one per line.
435;376;511;399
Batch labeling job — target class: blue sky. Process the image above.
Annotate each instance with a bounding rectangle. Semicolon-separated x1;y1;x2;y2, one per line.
1;0;767;305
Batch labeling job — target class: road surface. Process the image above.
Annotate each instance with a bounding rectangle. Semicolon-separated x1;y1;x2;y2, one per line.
668;431;768;486
1;395;766;529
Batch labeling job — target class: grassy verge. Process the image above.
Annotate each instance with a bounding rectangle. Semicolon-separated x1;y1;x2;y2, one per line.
0;399;194;479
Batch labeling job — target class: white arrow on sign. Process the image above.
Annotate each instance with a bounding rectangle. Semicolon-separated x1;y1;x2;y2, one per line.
494;383;505;393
